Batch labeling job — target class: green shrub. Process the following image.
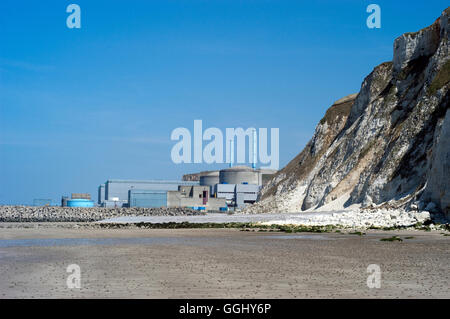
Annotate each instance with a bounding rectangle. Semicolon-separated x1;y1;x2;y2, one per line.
428;60;450;95
380;236;403;242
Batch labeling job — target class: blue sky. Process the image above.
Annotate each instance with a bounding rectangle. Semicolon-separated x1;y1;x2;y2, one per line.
0;0;448;205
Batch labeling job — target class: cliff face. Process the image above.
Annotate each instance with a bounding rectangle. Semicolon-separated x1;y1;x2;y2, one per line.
247;8;450;217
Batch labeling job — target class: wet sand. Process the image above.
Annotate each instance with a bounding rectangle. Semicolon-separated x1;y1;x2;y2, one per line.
0;225;449;298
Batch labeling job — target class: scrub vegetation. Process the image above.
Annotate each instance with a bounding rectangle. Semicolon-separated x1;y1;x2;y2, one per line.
380;236;403;242
95;221;450;235
98;222;340;233
428;59;450;95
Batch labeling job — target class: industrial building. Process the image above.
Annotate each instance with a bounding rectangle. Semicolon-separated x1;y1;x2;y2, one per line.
258;168;278;186
128;189;167;208
61;193;94;207
167;185;227;211
215;166;262;208
215;183;260;208
126;185;227;211
182;166;278;209
98;184;105;205
199;170;220;195
98;179;199;207
193;167;276;188
95;168;276;210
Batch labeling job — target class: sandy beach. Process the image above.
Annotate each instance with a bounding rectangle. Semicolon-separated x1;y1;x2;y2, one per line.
0;224;449;298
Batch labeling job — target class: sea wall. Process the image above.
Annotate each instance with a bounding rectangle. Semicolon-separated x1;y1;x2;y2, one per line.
0;206;204;222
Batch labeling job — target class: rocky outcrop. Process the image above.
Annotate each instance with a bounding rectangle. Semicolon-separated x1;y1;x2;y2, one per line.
260;209;431;229
246;8;450;218
0;206;204;222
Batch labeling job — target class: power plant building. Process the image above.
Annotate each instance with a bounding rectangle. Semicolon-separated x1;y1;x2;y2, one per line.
67;199;94;207
258;168;278;186
196;167;277;188
214;183;260;208
98;184;105;205
128;190;168;208
97;168;277;209
219;166;260;185
61;193;94;207
167;185;227;211
199;171;220;194
199;166;277;209
99;179;199;207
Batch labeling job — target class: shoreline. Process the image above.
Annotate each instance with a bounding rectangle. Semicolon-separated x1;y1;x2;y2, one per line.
1;213;448;234
1;205;447;230
0;226;448;298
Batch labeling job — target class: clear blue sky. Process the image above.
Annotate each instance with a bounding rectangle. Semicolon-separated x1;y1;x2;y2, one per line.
0;1;448;205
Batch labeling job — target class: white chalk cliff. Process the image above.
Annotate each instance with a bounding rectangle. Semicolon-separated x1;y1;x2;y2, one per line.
247;8;450;218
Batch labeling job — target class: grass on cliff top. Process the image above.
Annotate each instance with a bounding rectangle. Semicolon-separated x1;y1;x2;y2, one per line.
319;98;355;125
428;59;450;95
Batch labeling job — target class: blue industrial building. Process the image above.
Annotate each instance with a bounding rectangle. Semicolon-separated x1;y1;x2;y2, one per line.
98;179;199;207
128;190;167;208
67;199;94;207
98;184;105;205
61;193;94;207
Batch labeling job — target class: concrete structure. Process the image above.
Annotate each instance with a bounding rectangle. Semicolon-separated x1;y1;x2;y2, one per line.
219;166;259;185
71;193;91;200
98;184;105;205
100;179;199;207
128;190;167;208
61;196;69;207
185;167;276;188
97;169;275;209
215;184;260;208
199;170;220;194
235;184;259;207
210;166;276;208
258;168;277;186
214;184;236;202
168;185;227;211
102;200;127;208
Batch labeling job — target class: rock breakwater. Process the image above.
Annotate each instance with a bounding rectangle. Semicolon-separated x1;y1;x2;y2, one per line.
0;206;204;222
